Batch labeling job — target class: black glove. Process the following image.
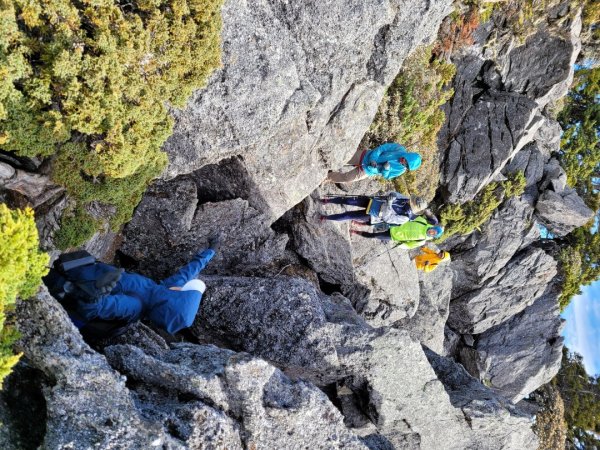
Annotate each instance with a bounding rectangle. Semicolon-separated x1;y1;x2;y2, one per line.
207;233;222;253
96;268;124;296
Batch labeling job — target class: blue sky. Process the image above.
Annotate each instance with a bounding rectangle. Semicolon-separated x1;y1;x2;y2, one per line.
562;281;600;377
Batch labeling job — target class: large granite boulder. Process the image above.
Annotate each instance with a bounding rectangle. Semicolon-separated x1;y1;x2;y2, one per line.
534;159;594;235
442;92;542;203
425;350;539;450
14;288;172;449
190;274;537;449
448;197;540;299
105;343;367;449
536;188;595;236
440;7;580;203
458;287;565;403
448;247;557;334
351;235;420;326
192;275;369;384
397;262;453;353
164;0;453;218
119;177;289;280
500;29;580;107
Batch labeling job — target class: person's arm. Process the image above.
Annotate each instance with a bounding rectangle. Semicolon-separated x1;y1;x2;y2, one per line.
423;209;439;225
379;161;392;178
398;239;427;249
423;262;437;273
160;234;221;288
385;214;410;225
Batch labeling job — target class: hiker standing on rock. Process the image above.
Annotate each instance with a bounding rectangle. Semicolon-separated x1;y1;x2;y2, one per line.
319;193;437;225
326;142;422;184
46;234;222;336
351;216;443;249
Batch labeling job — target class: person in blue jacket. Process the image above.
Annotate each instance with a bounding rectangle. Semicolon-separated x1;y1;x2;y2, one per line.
74;234;221;335
326;143;422;184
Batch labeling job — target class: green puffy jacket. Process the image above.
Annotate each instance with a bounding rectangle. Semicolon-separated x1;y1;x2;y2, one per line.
389;217;431;248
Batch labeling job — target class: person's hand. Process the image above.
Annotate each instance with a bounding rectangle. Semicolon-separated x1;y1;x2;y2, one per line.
383;162;391;171
207;232;222;253
95;268;123;296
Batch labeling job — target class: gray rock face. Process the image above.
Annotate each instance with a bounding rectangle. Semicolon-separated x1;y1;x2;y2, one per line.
164;0;453;217
120;177;288;280
458;287;565;403
501;31;579;107
286;197;357;288
448;247;557;334
440;9;580;203
188;274;536;449
105;343;366;450
425;350;539;450
448;197;539;299
536;189;594;236
443;92;542;203
351;235;420;326
397;263;453;353
192;275;367;384
15;288;170;449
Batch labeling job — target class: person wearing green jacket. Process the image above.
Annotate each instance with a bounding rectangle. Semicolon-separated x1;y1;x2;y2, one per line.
351;216;443;249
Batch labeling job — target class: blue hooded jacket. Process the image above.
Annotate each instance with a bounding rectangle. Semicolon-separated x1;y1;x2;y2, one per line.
361;143;422;180
77;249;215;334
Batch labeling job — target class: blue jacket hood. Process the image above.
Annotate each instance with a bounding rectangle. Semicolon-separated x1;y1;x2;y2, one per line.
404;152;422;171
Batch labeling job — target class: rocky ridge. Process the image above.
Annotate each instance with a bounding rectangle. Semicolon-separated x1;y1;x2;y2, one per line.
0;0;593;449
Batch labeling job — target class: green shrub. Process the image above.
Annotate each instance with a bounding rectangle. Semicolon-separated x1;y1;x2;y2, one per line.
556;224;600;310
557;67;600;211
53;205;99;250
438;172;526;242
360;46;455;201
0;0;223;235
0;204;49;387
553;65;599;309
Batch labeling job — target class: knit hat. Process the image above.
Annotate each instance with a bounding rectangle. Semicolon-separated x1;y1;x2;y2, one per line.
403;153;422;171
428;226;444;239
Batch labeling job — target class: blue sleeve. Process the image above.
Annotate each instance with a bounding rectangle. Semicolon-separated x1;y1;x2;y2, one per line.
160;249;215;288
78;294;143;322
378;143;405;160
366;145;385;161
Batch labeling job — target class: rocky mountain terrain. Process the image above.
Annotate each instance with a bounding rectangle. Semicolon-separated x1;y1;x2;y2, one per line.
0;0;595;449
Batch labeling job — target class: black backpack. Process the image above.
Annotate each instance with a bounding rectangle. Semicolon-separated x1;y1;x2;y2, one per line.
43;251;133;342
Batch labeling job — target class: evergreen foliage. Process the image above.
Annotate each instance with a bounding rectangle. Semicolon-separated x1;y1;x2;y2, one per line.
553;348;600;449
0;0;223;240
557;67;600;211
556;219;600;310
554;66;599;308
0;204;48;387
360;46;455;201
438;172;526;241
